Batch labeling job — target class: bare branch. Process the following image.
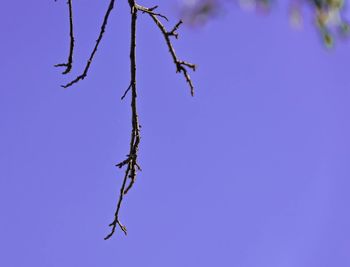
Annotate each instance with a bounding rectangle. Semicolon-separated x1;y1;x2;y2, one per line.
55;0;75;74
55;0;196;239
136;4;196;96
105;1;141;240
62;0;116;88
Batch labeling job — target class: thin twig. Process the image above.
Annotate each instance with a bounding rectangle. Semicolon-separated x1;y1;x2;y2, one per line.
136;5;196;96
105;1;141;240
104;164;130;239
135;4;168;21
55;0;75;74
168;20;183;39
121;83;132;100
62;0;116;88
55;0;195;239
105;3;196;239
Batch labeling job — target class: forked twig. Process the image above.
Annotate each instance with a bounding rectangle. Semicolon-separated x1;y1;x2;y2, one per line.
55;0;195;239
104;3;196;240
136;5;196;96
135;4;168;21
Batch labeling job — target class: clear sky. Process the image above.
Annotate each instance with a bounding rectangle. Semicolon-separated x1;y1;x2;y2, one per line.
1;1;350;266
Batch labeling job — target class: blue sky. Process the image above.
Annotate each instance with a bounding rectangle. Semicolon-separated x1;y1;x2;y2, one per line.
1;1;350;266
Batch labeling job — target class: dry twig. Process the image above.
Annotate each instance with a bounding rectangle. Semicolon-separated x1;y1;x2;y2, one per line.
136;4;196;96
55;0;75;74
61;0;116;88
56;1;196;239
105;1;140;239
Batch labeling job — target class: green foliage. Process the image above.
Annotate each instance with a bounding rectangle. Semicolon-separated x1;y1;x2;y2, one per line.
179;0;349;46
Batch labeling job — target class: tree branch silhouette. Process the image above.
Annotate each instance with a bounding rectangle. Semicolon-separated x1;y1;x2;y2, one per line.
55;1;195;239
55;0;74;74
136;5;196;95
105;1;140;239
61;0;116;88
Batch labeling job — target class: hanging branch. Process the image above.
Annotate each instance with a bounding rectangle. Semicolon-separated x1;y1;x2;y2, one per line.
61;0;116;88
55;1;196;239
55;0;75;74
136;4;196;96
104;1;140;240
104;3;196;240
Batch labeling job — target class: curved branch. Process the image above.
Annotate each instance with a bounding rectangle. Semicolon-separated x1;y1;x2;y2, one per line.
62;0;116;88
